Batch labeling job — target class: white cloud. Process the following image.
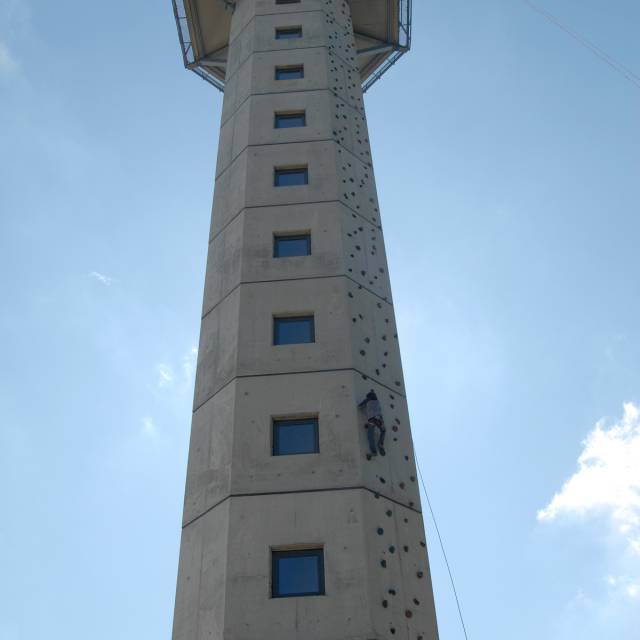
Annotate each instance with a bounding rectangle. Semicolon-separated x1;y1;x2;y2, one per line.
156;364;174;387
88;271;115;286
141;416;156;436
551;574;640;637
538;402;640;553
606;575;640;600
182;346;198;383
0;42;18;74
154;347;197;390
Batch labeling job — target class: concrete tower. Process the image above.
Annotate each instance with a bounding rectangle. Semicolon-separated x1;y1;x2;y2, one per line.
170;1;439;639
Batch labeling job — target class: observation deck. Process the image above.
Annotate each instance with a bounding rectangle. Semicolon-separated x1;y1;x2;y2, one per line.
172;0;412;92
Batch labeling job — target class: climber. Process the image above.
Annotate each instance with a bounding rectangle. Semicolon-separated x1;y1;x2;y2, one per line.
359;390;386;459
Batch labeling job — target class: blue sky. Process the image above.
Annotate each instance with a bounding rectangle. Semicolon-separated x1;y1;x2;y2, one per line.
1;0;639;638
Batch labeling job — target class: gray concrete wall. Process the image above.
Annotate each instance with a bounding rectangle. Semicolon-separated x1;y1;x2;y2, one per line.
173;1;439;639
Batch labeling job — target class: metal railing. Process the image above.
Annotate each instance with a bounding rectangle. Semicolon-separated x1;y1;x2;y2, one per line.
362;0;412;93
171;0;412;93
171;0;226;91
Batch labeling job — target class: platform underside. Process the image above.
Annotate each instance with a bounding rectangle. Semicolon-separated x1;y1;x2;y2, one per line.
172;0;411;92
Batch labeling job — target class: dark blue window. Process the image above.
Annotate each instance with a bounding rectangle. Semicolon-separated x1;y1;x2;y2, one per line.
274;234;311;258
275;65;304;80
274;167;308;187
272;549;325;597
276;26;302;39
274;316;315;345
275;111;306;128
273;418;319;456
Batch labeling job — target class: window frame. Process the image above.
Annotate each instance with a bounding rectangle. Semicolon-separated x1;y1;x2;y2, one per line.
273;233;311;258
271;548;325;598
275;26;303;40
273;315;315;345
274;166;309;187
275;65;304;80
272;416;320;456
274;110;307;129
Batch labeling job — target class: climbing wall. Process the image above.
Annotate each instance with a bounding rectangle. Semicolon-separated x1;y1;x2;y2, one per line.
172;1;439;639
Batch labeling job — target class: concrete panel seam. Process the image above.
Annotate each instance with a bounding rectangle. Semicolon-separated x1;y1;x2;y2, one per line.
192;367;407;416
215;134;375;183
202;274;393;323
228;8;325;54
220;84;365;132
220;80;364;131
227;43;328;87
225;16;360;92
215;138;335;181
182;486;423;530
210;198;381;246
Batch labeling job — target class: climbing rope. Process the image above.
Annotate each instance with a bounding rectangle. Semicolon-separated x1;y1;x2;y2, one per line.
415;458;470;640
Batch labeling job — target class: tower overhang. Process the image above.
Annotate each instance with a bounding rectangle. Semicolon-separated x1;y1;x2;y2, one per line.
171;0;412;92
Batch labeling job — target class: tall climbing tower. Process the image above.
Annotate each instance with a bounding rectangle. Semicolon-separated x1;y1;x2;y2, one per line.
170;1;439;639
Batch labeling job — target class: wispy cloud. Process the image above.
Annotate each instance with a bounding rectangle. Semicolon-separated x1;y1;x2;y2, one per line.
538;402;640;554
154;347;197;390
155;364;174;388
88;271;115;286
141;416;156;436
0;42;17;75
551;573;640;637
182;346;198;383
607;575;640;600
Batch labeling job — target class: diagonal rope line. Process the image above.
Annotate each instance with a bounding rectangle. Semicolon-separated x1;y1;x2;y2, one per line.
521;0;640;90
416;457;469;640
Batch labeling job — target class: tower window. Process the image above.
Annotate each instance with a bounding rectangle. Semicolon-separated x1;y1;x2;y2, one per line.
274;166;308;187
275;111;306;129
276;26;303;40
274;233;311;258
273;417;319;455
275;65;304;80
272;549;325;597
273;315;315;345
